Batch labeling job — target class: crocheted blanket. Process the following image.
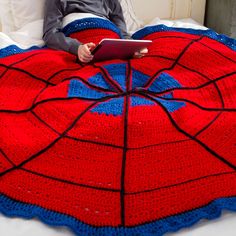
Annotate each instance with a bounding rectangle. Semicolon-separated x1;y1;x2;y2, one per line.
0;18;236;236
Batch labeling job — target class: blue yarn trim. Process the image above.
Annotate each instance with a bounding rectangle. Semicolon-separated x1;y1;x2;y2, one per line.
132;24;236;51
1;194;236;236
62;17;123;38
0;45;41;58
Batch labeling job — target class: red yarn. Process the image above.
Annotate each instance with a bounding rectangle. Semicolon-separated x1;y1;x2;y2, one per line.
0;28;236;229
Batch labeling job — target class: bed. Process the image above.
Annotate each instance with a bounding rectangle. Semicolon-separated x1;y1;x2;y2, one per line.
0;0;236;236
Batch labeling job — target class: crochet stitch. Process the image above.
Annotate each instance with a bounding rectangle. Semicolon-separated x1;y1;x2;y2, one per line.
0;18;236;235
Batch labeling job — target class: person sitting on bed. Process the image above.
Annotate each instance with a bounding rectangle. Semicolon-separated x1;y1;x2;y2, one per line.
43;0;148;63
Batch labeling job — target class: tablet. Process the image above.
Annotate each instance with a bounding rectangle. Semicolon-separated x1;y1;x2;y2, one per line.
91;38;152;61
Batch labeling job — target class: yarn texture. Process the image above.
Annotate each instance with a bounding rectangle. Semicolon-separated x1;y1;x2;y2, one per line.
0;18;236;236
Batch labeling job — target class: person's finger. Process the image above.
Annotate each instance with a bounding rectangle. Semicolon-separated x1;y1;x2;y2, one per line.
83;44;93;55
81;48;94;60
80;47;93;57
79;57;90;63
79;54;93;63
139;48;148;54
133;51;143;58
81;53;93;60
87;42;96;51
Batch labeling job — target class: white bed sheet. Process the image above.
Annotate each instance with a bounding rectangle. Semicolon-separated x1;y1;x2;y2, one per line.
1;18;236;236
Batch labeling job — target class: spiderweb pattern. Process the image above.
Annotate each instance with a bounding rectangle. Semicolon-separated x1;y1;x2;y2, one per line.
0;23;236;234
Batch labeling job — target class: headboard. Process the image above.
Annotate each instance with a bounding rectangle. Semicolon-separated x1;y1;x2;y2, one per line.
0;0;206;32
133;0;206;24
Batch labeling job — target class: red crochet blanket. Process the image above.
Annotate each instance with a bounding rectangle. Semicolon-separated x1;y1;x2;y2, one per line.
0;18;236;235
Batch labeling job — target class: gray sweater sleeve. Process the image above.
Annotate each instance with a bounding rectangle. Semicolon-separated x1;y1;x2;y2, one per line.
109;0;130;39
43;0;81;55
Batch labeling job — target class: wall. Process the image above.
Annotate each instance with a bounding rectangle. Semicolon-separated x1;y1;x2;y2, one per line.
132;0;206;24
205;0;236;38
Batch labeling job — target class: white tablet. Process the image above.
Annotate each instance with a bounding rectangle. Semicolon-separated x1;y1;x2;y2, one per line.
91;38;152;61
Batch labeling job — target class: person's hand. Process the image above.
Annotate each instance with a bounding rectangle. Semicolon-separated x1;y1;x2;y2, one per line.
133;48;148;58
78;42;96;63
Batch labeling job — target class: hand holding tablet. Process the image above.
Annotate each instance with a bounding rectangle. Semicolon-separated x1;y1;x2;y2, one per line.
90;38;152;62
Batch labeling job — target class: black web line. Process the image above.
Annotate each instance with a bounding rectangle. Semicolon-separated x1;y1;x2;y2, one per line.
1;152;235;197
136;92;236;171
176;62;233;137
199;41;236;64
66;136;190;151
0;148;15;167
32;64;125;108
32;67;83;106
32;63;119;107
120;196;236;230
19;163;236;196
30;110;61;135
193;80;225;136
61;76;117;93
145;95;235;112
0;38;235;195
144;36;205;88
178;62;214;81
120;61;131;226
127;139;190;150
143;35;236;98
0;63;55;86
0;35;234;194
190;63;226;136
0;90;131;178
0;101;99;178
194;113;223;137
175;44;227;137
92;64;123;93
1;52;48;115
141;59;232;137
156;35;236;63
144;95;227;139
65;135;123;149
137;70;236;99
143;54;176;61
0;52;44;79
147;34;236;64
125;170;236;195
21;167;120;192
0;95;124;114
30;97;126;149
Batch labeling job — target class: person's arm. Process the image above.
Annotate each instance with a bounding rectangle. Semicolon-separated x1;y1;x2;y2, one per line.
108;0;131;39
43;0;81;55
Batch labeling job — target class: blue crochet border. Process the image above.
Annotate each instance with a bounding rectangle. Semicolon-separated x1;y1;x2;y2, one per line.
62;17;123;38
0;45;41;59
132;24;236;51
1;193;236;236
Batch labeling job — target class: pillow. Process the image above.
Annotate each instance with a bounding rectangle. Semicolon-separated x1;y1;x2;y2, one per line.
0;0;16;33
10;0;45;29
118;0;143;32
